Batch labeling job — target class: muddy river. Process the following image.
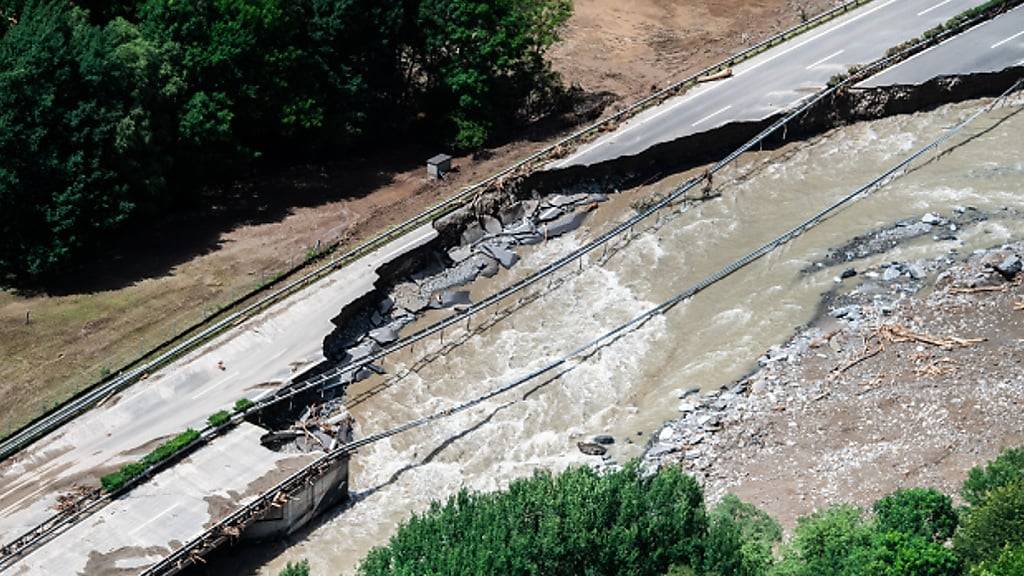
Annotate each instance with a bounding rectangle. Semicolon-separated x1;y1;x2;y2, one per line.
219;94;1024;575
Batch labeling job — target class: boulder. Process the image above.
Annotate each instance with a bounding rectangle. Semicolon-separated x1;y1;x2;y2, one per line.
544;210;589;237
593;434;615;445
479;242;519;269
577;441;607;456
461;223;484;246
994;255;1022;279
368;326;400;346
482;215;503;236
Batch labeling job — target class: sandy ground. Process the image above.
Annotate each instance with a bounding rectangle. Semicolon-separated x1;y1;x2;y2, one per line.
648;239;1024;528
549;0;835;101
0;0;839;438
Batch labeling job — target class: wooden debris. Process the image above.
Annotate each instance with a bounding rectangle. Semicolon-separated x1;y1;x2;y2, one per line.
915;357;958;377
877;324;985;350
950;284;1007;294
832;340;883;376
1014;301;1024;311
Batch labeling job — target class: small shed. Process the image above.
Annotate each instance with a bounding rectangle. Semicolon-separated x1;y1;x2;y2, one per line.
427;154;453;179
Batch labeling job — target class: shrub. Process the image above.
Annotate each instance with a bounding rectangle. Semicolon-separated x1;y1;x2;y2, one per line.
705;494;782;576
207;410;231;428
234;398;255;413
279;559;310;576
771;506;873;576
100;470;126;492
873;488;958;542
955;483;1024;566
962;447;1024;506
863;531;962;576
358;463;707;576
970;545;1024;576
141;429;200;466
100;428;199;492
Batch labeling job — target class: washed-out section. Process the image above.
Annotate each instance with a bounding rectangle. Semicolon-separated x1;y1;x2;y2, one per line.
211;88;1024;576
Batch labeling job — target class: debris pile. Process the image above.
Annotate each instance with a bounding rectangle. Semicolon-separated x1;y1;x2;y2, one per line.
643;233;1024;520
260;401;354;454
323;191;611;387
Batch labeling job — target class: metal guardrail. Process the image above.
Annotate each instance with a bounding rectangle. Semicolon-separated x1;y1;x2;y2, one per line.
143;74;1024;576
8;0;1022;569
0;0;871;463
0;2;884;567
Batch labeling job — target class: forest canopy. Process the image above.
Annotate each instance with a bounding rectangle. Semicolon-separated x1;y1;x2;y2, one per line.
0;0;572;284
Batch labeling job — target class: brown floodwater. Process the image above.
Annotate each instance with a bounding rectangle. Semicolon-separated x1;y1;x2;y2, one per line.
232;95;1024;575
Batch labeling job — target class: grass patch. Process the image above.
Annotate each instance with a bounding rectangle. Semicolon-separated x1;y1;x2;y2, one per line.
207;410;231;428
100;428;200;492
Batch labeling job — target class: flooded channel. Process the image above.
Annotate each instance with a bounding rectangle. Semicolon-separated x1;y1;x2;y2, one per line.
226;95;1024;575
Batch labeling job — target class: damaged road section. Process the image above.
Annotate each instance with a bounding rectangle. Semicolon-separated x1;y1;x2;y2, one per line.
317;190;610;390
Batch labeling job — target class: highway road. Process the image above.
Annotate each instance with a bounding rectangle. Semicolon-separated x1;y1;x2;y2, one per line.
0;224;436;545
3;0;1020;564
860;4;1024;86
9;424;316;575
553;0;994;169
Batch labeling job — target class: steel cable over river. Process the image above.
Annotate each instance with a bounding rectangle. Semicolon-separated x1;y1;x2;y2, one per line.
143;77;1024;576
0;0;873;466
3;14;1014;564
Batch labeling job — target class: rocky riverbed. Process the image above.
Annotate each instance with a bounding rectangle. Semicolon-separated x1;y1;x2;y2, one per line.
643;223;1024;528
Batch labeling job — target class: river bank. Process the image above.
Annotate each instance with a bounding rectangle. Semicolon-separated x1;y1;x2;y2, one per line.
644;234;1024;529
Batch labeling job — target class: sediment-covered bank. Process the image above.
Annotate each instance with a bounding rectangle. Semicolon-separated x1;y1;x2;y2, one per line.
644;233;1024;528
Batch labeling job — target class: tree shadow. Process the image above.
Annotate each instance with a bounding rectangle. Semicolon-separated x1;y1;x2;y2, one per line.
29;142;436;297
22;84;615;297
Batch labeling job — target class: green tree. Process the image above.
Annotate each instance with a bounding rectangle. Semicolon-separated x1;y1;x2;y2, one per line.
969;545;1024;576
0;0;171;281
279;559;310;576
358;463;707;576
955;482;1024;566
705;494;782;576
862;531;962;576
962;447;1024;506
772;506;874;576
413;0;572;148
874;488;958;543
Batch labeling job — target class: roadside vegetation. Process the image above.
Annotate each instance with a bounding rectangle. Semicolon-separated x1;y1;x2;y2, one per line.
0;0;572;285
358;447;1024;576
99;428;199;492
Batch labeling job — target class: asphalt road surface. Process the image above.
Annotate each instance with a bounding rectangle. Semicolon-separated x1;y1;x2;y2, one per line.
860;4;1024;87
0;224;436;545
553;0;994;169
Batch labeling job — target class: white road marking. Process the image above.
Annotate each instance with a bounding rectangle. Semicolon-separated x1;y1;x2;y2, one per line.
692;106;733;127
806;49;845;69
736;0;901;78
917;0;955;17
992;29;1024;49
130;506;176;536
